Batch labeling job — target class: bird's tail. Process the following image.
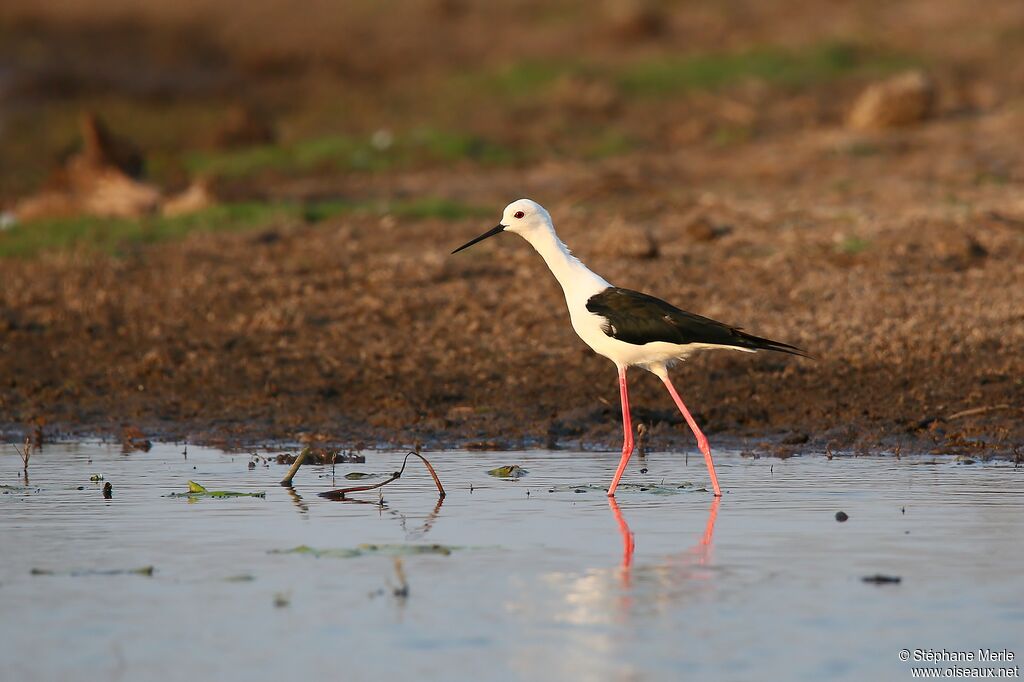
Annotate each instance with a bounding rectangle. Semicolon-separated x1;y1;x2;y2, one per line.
731;329;812;359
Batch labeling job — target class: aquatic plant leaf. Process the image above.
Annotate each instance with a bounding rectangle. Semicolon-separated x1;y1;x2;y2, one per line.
89;474;104;481
31;565;154;577
546;482;695;495
270;544;458;559
0;484;38;493
488;465;527;478
167;481;266;498
224;574;256;582
344;472;375;480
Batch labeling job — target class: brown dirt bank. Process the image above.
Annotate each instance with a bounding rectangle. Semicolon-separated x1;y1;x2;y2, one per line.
2;0;1023;456
2;130;1023;456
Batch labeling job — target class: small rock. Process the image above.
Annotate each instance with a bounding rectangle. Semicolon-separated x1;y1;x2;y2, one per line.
847;71;936;131
862;574;901;585
14;113;160;221
685;215;731;242
210;106;275;149
162;179;217;217
835;511;849;522
603;0;668;41
550;75;620;114
593;221;659;259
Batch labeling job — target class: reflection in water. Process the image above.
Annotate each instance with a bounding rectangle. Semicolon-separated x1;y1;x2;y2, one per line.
609;495;720;590
527;496;722;680
282;483;309;514
309;484;447;541
608;496;635;586
545;495;722;634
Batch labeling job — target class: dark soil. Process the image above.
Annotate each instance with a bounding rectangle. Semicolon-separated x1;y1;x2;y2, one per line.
1;0;1022;455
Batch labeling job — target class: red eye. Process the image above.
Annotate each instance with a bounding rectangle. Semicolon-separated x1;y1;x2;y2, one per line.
514;211;525;219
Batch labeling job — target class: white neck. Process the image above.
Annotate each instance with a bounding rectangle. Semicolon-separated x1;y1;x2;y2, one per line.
521;225;611;302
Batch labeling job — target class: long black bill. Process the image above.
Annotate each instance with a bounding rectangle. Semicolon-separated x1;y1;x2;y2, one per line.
451;223;505;254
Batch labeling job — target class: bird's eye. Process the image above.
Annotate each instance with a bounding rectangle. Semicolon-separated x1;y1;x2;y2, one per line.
514;211;525;219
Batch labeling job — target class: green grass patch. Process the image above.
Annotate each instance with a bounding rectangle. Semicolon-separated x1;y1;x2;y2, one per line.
477;61;567;97
386;197;492;221
186;128;518;180
834;235;872;255
0;203;287;258
617;43;913;96
582;130;640;159
0;197;489;258
461;42;919;103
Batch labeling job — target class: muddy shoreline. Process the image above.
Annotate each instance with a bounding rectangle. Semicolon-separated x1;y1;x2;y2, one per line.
2;191;1021;458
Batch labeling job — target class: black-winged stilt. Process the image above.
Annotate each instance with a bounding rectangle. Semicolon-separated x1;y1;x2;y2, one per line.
453;199;806;497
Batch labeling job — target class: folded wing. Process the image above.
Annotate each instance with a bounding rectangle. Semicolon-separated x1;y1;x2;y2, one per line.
585;287;807;356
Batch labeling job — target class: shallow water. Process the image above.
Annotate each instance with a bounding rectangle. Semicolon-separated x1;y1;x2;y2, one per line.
1;443;1021;681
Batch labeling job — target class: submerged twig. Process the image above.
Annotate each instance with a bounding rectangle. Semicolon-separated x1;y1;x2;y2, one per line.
279;447;309;486
14;437;32;484
319;451;446;501
635;423;648;459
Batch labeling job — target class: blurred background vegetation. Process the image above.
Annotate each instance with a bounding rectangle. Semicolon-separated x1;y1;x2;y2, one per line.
1;0;1020;256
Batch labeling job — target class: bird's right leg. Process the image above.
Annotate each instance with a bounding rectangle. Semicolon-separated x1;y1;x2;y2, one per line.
658;371;722;497
607;365;634;497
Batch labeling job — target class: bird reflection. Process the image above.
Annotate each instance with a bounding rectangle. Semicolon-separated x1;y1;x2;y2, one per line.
541;495;722;632
608;496;635;587
608;494;719;579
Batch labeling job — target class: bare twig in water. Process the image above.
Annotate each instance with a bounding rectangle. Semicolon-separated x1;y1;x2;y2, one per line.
392;557;409;599
15;437;32;483
946;404;1011;421
319;451;446;501
279;447;309;486
635;423;648;458
15;437;32;472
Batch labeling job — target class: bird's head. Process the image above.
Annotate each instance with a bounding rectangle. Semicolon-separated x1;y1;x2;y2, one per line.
451;198;552;254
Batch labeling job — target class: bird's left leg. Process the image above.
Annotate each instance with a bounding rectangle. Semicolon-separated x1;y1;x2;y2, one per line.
657;370;722;497
607;365;634;497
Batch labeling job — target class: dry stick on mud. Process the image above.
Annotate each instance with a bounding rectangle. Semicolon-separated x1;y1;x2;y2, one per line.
319;451;446;501
945;404;1012;421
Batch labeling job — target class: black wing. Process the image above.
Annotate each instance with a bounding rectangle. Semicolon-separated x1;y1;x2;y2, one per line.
585;287;807;356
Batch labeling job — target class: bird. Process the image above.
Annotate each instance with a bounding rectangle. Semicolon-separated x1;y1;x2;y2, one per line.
452;199;807;497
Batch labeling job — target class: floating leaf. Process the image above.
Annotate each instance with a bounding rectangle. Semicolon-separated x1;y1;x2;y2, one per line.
31;566;154;577
166;481;266;498
224;574;256;582
488;465;527;478
89;474;104;481
270;543;458;559
344;472;375;480
546;482;695;495
0;484;38;494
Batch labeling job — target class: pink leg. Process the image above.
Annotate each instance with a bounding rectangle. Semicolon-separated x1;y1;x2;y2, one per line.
607;365;634;497
660;373;722;497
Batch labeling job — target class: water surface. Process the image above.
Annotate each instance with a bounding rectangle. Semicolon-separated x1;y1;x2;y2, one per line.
1;443;1021;681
